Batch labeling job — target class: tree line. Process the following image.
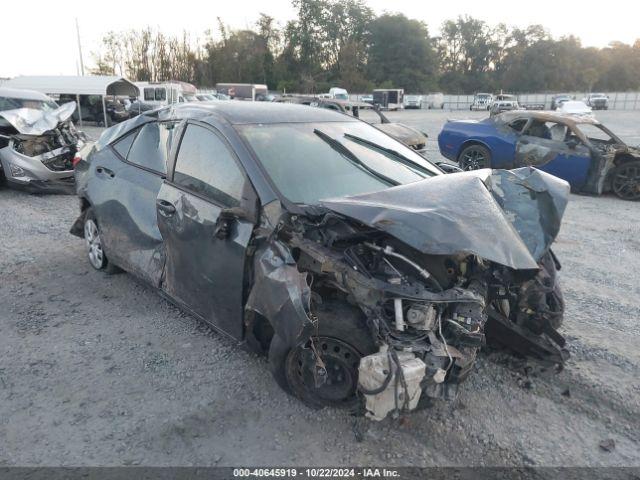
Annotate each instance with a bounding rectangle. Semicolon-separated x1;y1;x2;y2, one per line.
91;0;640;94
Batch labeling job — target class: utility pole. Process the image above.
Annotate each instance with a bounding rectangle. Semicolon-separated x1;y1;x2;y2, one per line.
76;18;85;76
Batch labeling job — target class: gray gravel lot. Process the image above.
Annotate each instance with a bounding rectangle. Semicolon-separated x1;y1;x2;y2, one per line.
0;110;639;467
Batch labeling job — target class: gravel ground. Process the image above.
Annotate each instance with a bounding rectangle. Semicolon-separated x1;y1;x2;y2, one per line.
0;111;639;467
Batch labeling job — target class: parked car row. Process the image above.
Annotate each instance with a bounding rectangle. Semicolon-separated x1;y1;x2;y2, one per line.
472;92;610;112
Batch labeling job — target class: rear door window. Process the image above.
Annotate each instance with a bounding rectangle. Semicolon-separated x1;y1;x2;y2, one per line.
126;122;175;174
173;124;245;207
112;132;136;158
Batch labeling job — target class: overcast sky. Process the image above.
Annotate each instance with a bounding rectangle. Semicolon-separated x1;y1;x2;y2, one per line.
2;0;638;78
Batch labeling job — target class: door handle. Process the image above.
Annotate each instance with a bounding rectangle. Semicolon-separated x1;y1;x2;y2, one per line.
96;166;115;178
156;199;176;216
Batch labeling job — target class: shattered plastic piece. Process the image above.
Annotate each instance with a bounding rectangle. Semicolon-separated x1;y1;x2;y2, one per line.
359;350;426;421
599;439;615;452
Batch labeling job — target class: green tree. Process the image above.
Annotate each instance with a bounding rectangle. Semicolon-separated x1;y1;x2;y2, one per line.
368;14;438;92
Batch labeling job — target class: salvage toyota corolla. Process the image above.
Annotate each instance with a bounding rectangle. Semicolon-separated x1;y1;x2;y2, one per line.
71;102;569;420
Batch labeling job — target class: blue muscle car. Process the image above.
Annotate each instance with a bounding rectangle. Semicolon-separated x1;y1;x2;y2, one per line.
437;111;640;200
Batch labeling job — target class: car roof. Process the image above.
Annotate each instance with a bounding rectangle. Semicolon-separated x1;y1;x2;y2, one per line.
170;101;359;125
0;87;53;102
497;110;600;126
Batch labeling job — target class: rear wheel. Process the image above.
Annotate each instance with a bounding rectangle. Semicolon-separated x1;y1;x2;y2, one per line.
269;302;377;412
458;144;491;170
610;161;640;201
83;209;121;273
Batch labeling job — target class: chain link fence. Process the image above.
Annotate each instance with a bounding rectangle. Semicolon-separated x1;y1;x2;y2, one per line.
349;92;640;110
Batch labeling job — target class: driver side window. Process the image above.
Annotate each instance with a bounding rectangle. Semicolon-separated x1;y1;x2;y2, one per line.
173;124;246;207
523;121;568;142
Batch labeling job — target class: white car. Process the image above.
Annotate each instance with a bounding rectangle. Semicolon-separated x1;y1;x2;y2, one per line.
403;95;422;109
424;92;445;109
584;93;609;110
470;93;493;111
558;100;592;115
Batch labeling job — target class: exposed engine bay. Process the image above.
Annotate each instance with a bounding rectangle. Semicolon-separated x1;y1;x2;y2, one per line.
246;168;570;421
0;101;86;193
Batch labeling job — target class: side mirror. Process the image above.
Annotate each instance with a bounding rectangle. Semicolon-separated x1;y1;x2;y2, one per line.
566;139;579;150
214;207;250;239
436;162;463;174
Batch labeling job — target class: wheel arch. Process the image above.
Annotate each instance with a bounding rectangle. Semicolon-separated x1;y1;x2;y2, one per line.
456;139;492;161
69;196;94;238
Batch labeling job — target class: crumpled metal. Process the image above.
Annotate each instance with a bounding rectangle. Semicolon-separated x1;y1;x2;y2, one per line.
0;102;76;135
321;167;569;270
245;240;314;347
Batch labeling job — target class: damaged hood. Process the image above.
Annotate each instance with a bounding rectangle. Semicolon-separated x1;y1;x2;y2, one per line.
321;167;569;270
0;101;76;135
375;123;427;147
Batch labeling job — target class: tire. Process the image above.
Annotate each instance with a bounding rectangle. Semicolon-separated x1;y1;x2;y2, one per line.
458;144;492;171
83;208;121;273
269;301;377;412
610;161;640;201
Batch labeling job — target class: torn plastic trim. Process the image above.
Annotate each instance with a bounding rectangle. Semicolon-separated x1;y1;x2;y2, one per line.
245;240;314;348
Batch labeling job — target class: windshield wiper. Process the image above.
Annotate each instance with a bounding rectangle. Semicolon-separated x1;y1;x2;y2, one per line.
313;129;399;186
343;133;434;177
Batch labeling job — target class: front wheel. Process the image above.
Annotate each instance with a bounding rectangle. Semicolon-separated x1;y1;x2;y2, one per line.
269;302;376;412
458;144;491;170
610;161;640;201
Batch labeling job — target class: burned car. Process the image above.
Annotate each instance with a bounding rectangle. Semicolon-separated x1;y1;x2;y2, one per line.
71;102;568;420
0;87;87;193
438;111;640;200
276;95;429;154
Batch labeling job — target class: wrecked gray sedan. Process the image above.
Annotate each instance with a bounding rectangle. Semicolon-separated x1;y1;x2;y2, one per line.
71;102;569;420
0;88;86;194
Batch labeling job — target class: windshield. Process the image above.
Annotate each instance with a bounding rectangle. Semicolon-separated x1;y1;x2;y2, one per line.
0;96;58;112
334;93;348;100
237;121;440;205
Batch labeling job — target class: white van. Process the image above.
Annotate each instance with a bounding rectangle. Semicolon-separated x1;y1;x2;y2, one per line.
134;81;199;106
328;87;349;100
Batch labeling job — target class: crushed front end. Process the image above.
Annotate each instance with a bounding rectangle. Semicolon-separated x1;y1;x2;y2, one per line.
246;168;570;420
0;102;85;194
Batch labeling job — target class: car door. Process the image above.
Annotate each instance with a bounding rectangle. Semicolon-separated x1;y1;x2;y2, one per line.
156;121;257;340
91;121;176;286
515;120;591;190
